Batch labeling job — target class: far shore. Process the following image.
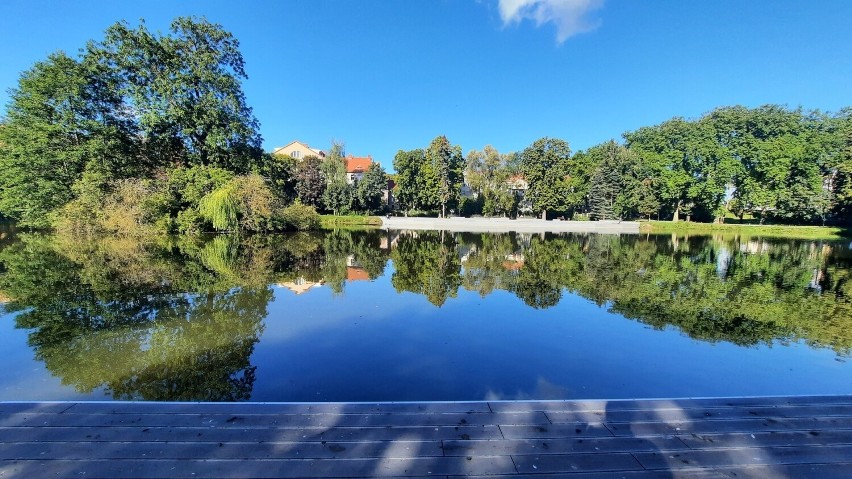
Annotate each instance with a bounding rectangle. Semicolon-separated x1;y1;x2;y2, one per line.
381;216;640;234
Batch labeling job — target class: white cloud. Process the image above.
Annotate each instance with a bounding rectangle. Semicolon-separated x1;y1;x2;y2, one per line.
498;0;605;43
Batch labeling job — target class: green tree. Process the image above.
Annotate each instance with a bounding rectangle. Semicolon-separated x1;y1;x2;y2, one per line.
393;148;427;214
520;137;572;219
323;182;354;216
294;155;326;208
91;17;262;171
625;118;730;222
830;109;852;223
321;142;353;215
466;146;518;217
423;136;464;217
585;141;642;220
355;163;388;214
259;153;297;203
0;52;134;227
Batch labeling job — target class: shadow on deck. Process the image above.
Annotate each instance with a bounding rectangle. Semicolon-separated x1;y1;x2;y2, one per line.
1;395;852;478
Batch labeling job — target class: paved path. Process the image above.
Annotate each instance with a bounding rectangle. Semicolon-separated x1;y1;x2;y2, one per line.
1;396;851;478
381;217;640;234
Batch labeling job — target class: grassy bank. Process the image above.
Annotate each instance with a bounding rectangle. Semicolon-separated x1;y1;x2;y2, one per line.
640;220;852;240
319;215;383;230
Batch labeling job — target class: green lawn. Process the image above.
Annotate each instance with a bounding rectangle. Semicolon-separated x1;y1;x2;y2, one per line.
319;215;383;230
640;220;852;240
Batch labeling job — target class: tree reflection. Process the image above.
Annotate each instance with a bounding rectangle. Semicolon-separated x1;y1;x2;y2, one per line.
0;228;850;402
0;229;392;400
391;231;462;306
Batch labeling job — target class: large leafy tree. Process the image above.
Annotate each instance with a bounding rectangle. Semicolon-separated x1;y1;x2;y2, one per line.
466;146;518;217
829;109;852;223
422;136;464;217
0;17;264;228
392;148;427;214
0;52;136;227
355;163;388;214
321;142;353;215
520;137;572;220
90;17;262;172
294;155;326;208
625;118;730;222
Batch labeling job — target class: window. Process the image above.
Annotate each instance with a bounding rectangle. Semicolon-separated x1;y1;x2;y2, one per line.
292;150;301;159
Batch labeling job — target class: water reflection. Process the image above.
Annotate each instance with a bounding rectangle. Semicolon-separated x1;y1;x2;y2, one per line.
0;229;850;401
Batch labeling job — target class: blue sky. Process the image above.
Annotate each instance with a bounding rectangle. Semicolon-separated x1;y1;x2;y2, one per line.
1;0;850;169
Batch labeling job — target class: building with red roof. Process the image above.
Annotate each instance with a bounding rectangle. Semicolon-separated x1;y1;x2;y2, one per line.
345;155;373;184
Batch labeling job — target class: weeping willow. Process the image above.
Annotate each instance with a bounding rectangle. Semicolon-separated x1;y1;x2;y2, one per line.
199;235;241;281
199;184;240;231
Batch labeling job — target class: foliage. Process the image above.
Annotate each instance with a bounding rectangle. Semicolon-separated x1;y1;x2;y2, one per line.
393;149;427;213
199;184;240;231
323;181;354;216
423;136;465;217
586;141;642;220
150;165;234;233
459;195;484;217
320;142;354;215
0;17;263;229
466;145;519;217
0;52;133;227
355;163;388;214
90;17;262;171
520;137;572;219
294;155;326;208
258;153;297;203
281;202;321;231
199;174;283;232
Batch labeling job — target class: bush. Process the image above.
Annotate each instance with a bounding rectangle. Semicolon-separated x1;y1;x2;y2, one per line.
100;179;156;234
459;196;484;217
175;208;206;234
232;174;281;231
199;174;283;232
281;202;320;230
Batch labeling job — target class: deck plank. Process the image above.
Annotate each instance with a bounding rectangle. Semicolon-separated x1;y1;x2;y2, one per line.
547;404;852;423
1;396;851;478
0;425;502;442
0;411;548;428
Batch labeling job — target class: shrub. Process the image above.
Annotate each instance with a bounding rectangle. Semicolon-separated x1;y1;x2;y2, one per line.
459;196;484;217
281;202;320;231
199;174;283;232
232;174;281;231
176;208;206;234
100;179;156;235
199;184;240;231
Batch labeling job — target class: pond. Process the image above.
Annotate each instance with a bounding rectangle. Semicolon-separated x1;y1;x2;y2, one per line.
0;228;850;402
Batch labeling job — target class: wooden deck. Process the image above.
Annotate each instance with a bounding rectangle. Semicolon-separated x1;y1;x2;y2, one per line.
1;396;852;478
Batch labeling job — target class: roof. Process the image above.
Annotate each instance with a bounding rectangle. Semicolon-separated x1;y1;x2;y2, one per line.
272;141;326;158
276;280;324;295
346;155;372;174
346;267;370;282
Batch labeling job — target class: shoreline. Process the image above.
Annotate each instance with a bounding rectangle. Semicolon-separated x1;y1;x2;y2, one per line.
381;216;640;234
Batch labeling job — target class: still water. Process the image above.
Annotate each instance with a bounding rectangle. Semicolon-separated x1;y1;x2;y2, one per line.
0;227;850;402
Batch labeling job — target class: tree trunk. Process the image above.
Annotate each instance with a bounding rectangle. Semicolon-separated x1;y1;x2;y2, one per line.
442;203;446;218
541;210;547;220
672;200;681;222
